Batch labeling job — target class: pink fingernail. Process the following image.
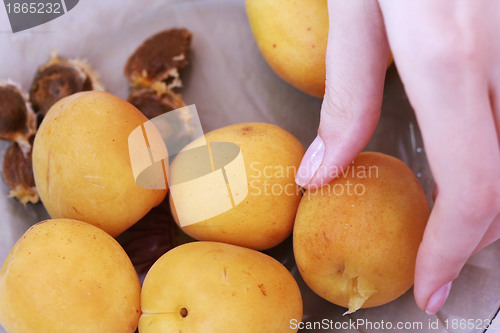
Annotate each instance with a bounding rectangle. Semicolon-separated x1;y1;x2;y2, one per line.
295;135;325;187
425;281;452;315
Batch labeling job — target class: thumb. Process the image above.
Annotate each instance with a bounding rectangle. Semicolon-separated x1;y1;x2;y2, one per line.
296;0;390;189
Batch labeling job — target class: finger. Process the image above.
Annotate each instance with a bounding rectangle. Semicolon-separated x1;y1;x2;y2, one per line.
295;0;390;188
378;0;500;314
413;69;500;313
416;195;498;314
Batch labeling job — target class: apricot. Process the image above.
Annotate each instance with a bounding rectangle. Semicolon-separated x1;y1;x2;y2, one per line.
0;219;141;333
139;241;303;333
169;122;304;250
32;91;166;237
246;0;392;98
293;152;430;313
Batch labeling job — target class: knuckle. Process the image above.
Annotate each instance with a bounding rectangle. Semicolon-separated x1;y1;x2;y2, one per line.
322;81;354;123
420;38;477;71
321;80;381;125
402;21;482;73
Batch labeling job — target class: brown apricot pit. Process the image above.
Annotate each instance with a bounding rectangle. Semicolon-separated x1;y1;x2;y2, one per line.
0;81;36;156
128;83;186;119
29;53;104;118
2;136;39;204
124;28;192;89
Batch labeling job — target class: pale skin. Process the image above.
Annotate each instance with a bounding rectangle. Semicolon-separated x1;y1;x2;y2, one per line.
295;0;500;314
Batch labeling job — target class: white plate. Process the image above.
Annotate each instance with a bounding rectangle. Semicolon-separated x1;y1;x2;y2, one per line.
1;1;499;332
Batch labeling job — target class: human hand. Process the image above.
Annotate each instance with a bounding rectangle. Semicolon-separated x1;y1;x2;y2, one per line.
295;0;500;314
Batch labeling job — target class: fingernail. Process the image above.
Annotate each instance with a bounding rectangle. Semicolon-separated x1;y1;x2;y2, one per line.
425;281;452;315
295;135;325;187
